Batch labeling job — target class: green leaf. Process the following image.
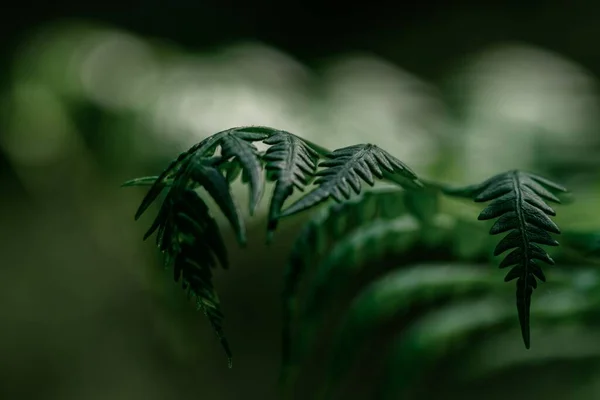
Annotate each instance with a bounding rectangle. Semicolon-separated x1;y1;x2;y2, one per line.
177;157;247;246
219;130;268;215
262;130;321;241
279;144;420;218
445;170;568;348
218;160;244;183
174;190;229;268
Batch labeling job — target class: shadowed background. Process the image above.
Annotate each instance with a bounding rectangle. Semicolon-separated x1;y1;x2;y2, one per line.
2;2;600;399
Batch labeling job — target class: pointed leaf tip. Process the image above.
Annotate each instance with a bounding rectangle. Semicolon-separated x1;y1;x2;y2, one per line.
459;170;566;349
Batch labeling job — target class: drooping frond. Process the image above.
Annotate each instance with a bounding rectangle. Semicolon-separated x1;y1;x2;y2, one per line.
124;156;248;367
279;144;420;218
151;188;233;366
262;131;321;241
444;170;568;348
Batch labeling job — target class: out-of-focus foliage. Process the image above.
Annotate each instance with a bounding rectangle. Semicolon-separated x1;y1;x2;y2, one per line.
281;187;600;399
124;133;598;400
3;13;600;400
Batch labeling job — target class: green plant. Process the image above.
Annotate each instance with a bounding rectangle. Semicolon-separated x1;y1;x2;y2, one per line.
123;126;600;398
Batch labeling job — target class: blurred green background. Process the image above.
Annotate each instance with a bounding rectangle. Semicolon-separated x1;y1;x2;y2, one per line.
2;2;600;399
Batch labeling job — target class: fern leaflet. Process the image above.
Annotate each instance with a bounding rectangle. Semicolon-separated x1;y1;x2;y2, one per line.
133;127;272;223
280;144;420;218
444;170;567;348
262;130;321;240
154;187;232;366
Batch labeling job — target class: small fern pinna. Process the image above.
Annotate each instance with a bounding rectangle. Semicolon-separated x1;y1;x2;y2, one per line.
123;126;568;370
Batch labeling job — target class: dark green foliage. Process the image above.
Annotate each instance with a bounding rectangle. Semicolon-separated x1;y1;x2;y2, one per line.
403;185;439;224
132;126;272;226
281;188;424;381
148;186;232;366
561;231;600;258
123;126;600;397
280;144;421;218
380;278;600;400
125;127;424;367
444;170;567;348
281;186;598;398
263;131;321;241
325;263;506;398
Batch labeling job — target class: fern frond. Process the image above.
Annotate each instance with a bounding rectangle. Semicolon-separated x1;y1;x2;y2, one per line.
156;188;233;366
287;215;434;387
303;215;422;318
175;244;232;366
444;170;568;348
262;131;321;241
279;144;420;218
281;188;408;382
